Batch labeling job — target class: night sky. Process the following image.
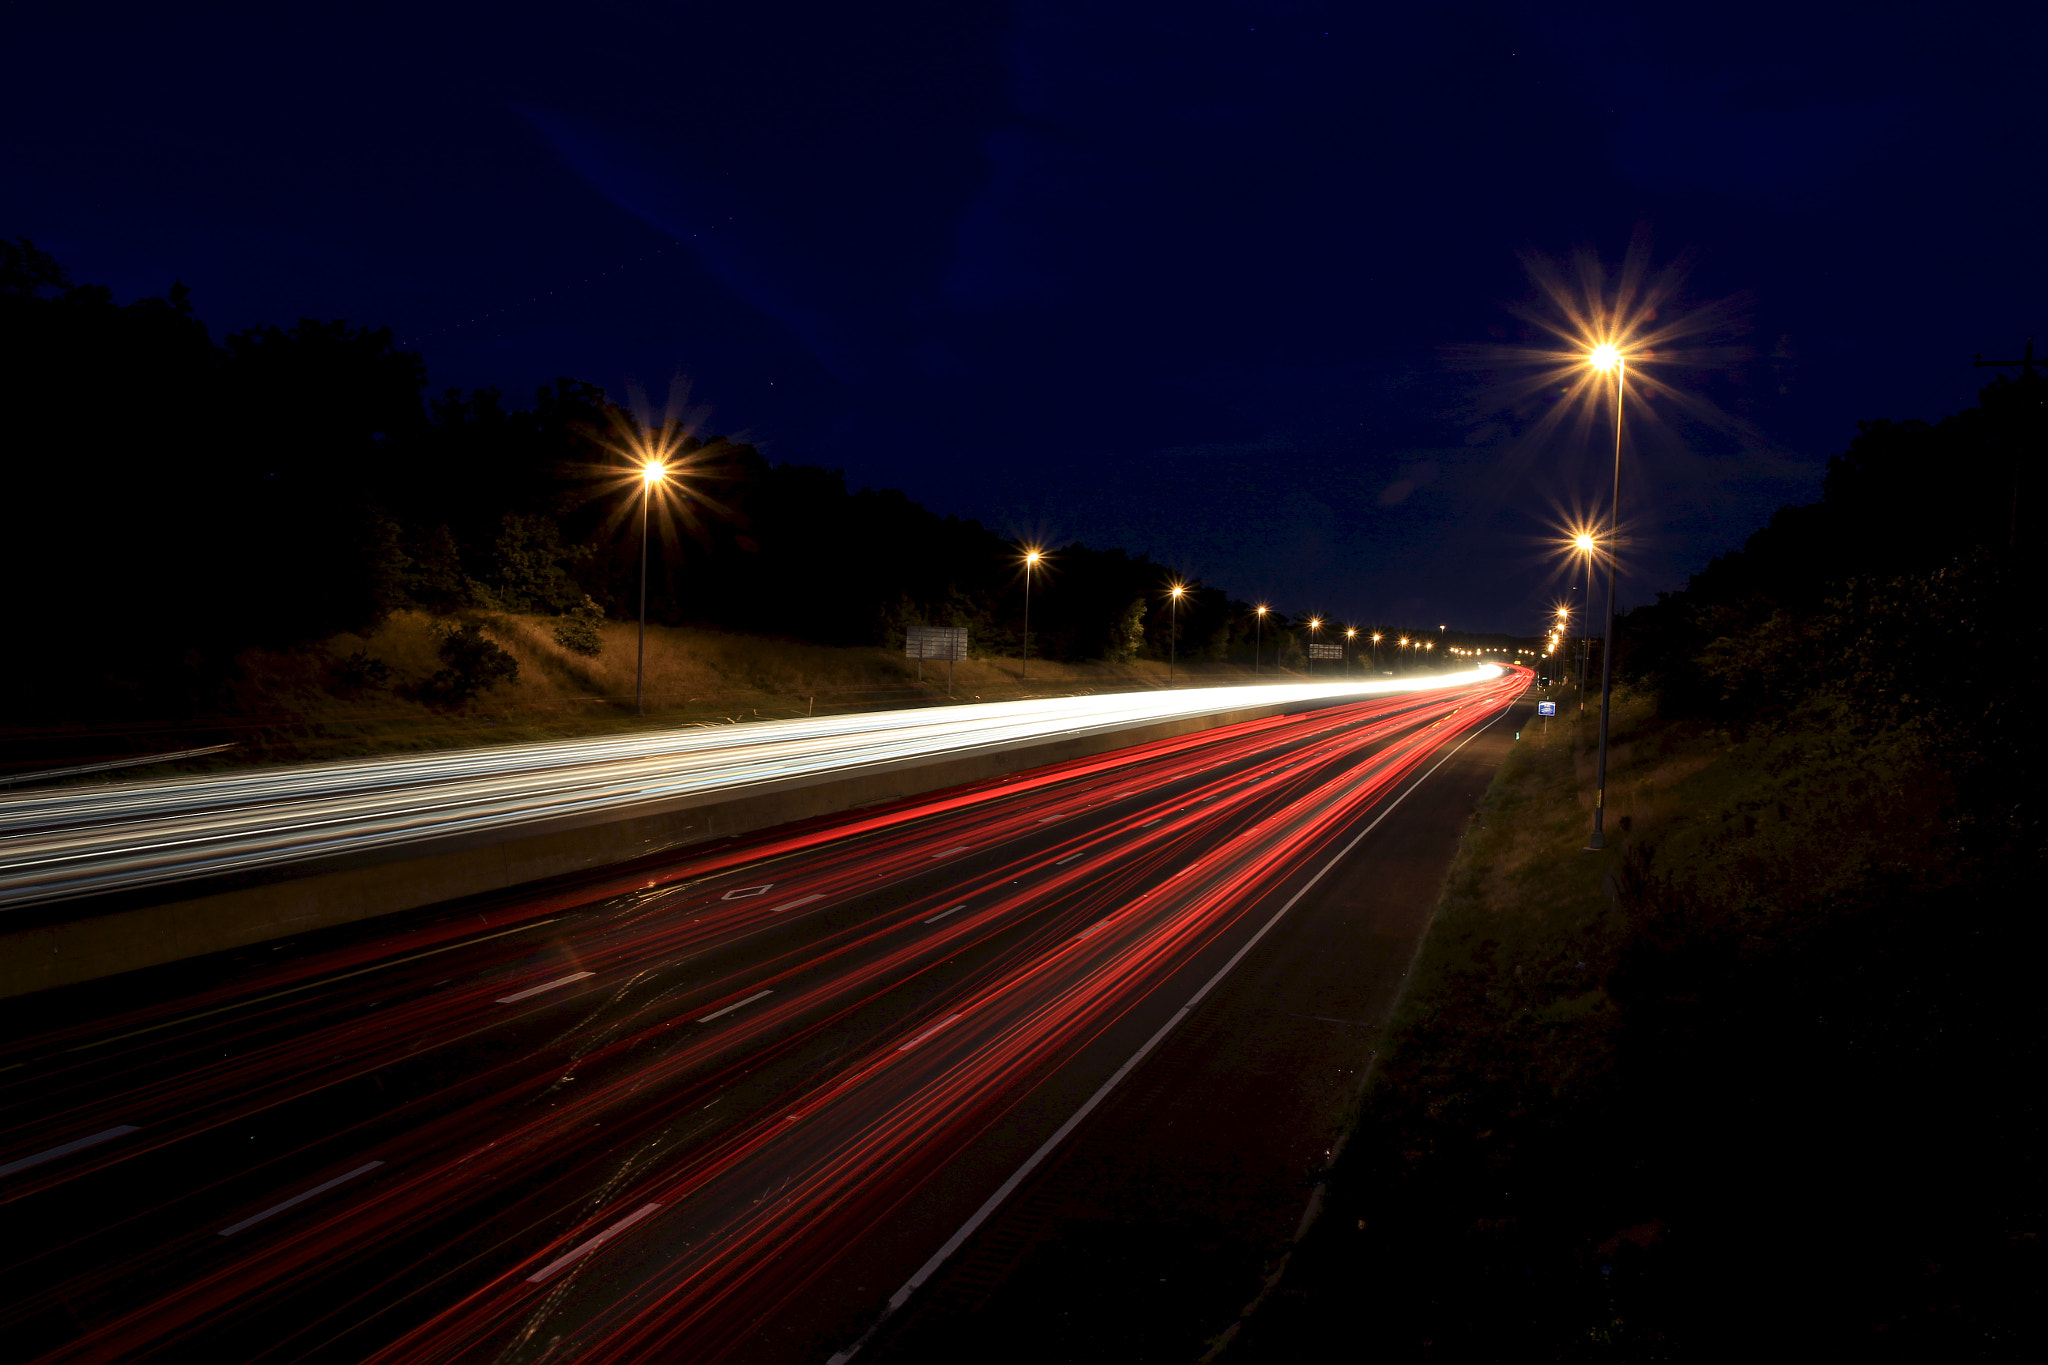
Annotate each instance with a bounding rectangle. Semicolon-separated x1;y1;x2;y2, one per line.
7;2;2041;634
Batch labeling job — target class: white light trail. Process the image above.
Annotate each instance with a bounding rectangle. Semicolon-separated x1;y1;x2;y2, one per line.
0;670;1501;910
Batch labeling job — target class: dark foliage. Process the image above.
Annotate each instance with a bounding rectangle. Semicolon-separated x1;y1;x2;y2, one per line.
0;241;1349;722
420;622;519;707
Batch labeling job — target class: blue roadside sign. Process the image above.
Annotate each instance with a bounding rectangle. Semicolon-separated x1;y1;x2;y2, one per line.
1537;701;1557;716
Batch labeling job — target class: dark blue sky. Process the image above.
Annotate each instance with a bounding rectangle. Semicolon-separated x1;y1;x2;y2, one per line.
7;1;2041;633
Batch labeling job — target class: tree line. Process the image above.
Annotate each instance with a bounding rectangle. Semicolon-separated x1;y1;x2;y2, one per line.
2;238;1443;721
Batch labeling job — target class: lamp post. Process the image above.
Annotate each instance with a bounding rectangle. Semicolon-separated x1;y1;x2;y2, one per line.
1021;547;1043;682
1254;604;1267;676
1586;346;1626;852
1371;631;1382;673
1306;618;1323;675
1167;583;1186;684
1570;535;1596;710
635;458;666;717
1346;626;1358;677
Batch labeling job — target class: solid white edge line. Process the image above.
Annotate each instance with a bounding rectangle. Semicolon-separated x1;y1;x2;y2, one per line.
696;988;773;1023
768;894;826;914
923;905;967;924
0;1124;140;1180
896;1014;963;1052
525;1201;664;1284
494;971;595;1005
219;1160;384;1236
930;847;970;860
824;690;1517;1363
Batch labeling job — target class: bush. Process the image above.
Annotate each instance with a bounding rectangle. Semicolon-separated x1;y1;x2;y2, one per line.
420;621;519;706
1104;598;1145;663
331;648;391;694
552;594;606;656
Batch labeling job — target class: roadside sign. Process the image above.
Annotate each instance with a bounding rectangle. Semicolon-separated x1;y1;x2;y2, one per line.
1308;643;1344;659
1537;701;1556;716
905;626;968;696
905;626;968;661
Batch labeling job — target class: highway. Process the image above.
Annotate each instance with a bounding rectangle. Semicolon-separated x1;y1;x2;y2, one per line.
0;671;1502;910
0;667;1525;1363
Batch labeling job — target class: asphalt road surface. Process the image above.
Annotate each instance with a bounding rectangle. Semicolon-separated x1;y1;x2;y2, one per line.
0;668;1526;1364
0;671;1501;910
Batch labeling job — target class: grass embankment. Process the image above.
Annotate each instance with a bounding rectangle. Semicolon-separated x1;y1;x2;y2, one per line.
1227;689;2039;1361
2;613;1325;779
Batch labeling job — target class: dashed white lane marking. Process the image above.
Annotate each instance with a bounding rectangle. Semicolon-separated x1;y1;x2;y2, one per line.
767;894;825;914
897;1015;963;1052
828;698;1517;1364
1138;819;1161;828
696;989;773;1023
1074;919;1111;941
219;1160;383;1236
1035;816;1059;823
721;885;774;900
923;905;967;923
495;971;595;1005
930;847;970;859
0;1125;140;1179
526;1202;663;1284
1054;853;1082;865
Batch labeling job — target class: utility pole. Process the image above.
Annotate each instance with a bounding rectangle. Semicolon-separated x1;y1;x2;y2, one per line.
1973;337;2046;556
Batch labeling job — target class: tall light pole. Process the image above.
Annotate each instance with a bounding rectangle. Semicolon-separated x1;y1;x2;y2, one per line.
635;458;667;717
1167;583;1186;684
1587;346;1626;851
1254;604;1268;675
1346;626;1358;677
1020;547;1043;682
1371;631;1382;673
1570;536;1596;711
1307;618;1323;675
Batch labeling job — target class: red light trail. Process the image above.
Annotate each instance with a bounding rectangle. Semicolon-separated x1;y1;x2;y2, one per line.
0;669;1527;1363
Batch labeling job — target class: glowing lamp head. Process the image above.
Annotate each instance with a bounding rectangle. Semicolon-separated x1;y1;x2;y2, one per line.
1346;628;1357;638
1372;633;1382;643
641;461;666;486
1025;550;1041;565
1574;533;1597;554
1170;584;1186;599
1256;604;1268;615
1589;343;1623;372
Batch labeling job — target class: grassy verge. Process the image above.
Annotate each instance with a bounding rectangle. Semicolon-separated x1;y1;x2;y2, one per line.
2;613;1408;781
1226;689;2040;1361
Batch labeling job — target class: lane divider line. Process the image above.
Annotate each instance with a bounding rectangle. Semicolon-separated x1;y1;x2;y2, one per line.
930;847;970;860
697;989;773;1024
923;905;967;924
1054;853;1082;865
219;1160;384;1236
722;885;774;900
495;971;595;1005
827;692;1515;1363
58;920;562;1059
767;895;826;914
897;1015;963;1052
0;1124;140;1180
526;1202;663;1284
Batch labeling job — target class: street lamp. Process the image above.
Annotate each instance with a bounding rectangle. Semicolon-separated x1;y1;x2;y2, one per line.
1020;547;1043;682
1586;344;1627;851
1166;583;1187;684
1346;626;1358;676
1307;617;1323;675
1254;604;1268;676
635;458;667;717
1371;631;1382;672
